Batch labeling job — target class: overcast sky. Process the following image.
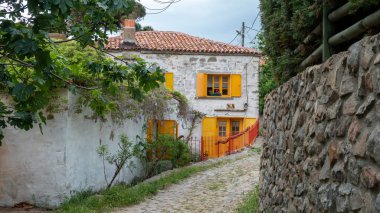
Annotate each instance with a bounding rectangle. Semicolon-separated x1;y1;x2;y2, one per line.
138;0;261;47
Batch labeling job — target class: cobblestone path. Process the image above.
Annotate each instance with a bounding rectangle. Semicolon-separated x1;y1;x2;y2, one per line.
114;144;262;213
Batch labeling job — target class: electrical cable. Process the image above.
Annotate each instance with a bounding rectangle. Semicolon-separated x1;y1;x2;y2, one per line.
228;33;239;44
141;0;182;14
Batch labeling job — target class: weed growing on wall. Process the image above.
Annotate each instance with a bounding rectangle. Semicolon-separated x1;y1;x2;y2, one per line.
97;135;135;189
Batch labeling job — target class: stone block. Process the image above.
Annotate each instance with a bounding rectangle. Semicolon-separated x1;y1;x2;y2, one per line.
314;102;326;123
319;156;331;181
350;188;364;211
338;183;353;196
328;142;338;165
326;99;342;120
320;88;339;105
366;128;380;164
365;71;374;91
376;100;380;118
372;66;380;95
360;166;378;188
336;196;348;213
348;118;362;142
295;183;304;196
342;94;361;115
375;193;380;212
318;183;338;211
360;41;375;70
339;75;357;96
347;41;361;74
356;93;375;117
347;157;360;186
352;130;369;157
374;53;380;65
315;123;326;143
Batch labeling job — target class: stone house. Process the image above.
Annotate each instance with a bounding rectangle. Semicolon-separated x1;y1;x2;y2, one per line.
107;20;261;158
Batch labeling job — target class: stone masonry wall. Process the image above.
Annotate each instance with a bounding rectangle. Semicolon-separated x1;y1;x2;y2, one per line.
260;34;380;212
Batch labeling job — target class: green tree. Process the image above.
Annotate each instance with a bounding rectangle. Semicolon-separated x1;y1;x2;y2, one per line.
0;0;164;143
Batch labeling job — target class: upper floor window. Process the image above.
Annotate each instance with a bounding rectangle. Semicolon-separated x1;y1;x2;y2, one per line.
207;75;230;96
196;73;241;98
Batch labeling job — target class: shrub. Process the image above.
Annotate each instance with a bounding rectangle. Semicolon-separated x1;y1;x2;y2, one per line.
134;135;191;178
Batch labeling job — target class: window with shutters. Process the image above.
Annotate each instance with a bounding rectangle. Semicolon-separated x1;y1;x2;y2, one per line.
207;75;230;96
197;73;241;98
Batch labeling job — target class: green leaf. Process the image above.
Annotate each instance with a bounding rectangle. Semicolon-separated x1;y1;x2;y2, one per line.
59;0;67;13
12;83;35;102
38;111;46;125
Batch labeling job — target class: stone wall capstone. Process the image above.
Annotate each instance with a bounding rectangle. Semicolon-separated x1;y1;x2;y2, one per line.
260;34;380;212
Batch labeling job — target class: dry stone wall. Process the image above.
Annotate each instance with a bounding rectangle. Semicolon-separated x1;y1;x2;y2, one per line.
260;34;380;212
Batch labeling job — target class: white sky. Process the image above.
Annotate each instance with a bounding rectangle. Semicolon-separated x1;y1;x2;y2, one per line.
138;0;261;47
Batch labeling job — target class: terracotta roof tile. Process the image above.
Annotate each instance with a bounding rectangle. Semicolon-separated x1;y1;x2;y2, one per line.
106;31;259;55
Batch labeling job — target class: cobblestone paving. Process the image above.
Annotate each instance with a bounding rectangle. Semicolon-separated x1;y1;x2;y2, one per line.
115;142;262;213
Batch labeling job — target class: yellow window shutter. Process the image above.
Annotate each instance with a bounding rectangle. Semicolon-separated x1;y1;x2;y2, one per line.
158;120;177;137
202;117;217;137
196;73;206;97
164;72;174;91
146;120;154;142
231;74;242;97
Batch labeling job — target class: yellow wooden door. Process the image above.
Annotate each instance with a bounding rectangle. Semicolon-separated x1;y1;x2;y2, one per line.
202;117;217;158
217;119;230;157
231;119;244;150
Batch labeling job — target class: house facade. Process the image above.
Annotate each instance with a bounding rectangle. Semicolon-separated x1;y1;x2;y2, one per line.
107;20;261;158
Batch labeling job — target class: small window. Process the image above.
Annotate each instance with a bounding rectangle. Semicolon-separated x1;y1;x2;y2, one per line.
206;75;230;97
231;121;240;135
218;121;227;137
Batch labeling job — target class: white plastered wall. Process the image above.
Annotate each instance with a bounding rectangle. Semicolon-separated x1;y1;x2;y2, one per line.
0;90;144;207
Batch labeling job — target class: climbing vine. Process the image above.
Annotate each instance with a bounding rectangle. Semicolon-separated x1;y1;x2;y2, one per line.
259;0;380;113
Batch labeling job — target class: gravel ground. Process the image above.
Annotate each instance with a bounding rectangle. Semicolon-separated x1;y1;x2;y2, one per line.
0;138;263;213
113;139;262;213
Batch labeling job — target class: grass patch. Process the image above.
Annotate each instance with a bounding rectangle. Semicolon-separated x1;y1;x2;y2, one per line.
57;158;237;213
207;181;225;191
250;147;262;154
237;185;259;213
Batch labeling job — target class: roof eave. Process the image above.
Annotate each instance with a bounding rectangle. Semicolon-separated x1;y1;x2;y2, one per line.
106;48;261;57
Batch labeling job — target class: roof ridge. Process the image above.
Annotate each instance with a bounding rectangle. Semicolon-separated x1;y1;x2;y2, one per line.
107;31;261;55
136;31;258;52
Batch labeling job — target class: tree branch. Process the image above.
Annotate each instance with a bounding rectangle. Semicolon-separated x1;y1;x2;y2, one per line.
0;53;34;67
0;5;27;15
48;71;100;90
91;46;130;65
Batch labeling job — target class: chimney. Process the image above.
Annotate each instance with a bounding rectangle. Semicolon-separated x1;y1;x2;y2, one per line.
122;19;136;45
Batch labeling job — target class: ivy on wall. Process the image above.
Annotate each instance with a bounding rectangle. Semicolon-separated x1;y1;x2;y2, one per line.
258;0;380;114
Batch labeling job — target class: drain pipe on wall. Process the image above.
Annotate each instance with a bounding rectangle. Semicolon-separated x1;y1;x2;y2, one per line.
244;63;249;116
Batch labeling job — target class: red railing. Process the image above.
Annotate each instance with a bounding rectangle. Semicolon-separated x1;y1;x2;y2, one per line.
200;119;260;160
186;120;260;161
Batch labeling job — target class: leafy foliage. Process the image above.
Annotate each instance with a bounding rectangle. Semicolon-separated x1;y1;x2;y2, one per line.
259;61;278;114
0;0;164;142
134;135;192;178
259;0;380;112
259;0;321;84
